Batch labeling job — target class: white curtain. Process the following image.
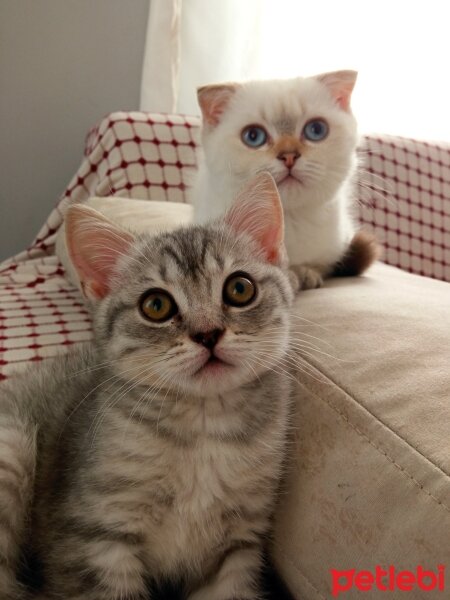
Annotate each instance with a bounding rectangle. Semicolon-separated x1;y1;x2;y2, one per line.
140;0;182;113
140;0;450;141
140;0;262;115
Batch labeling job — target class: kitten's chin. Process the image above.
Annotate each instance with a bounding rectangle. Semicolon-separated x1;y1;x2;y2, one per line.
186;358;246;395
277;175;303;189
171;356;254;397
193;355;231;376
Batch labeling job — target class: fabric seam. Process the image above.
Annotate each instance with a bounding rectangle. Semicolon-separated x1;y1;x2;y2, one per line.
297;367;450;514
274;544;327;600
323;360;450;479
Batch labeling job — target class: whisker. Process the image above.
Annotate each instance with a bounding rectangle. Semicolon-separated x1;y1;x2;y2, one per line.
252;351;331;386
288;314;331;331
59;358;161;438
88;363;157;443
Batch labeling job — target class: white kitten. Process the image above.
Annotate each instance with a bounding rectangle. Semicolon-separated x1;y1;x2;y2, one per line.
192;70;377;289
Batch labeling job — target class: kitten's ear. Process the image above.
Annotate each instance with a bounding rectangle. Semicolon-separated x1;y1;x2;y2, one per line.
65;205;135;301
197;83;238;127
316;70;357;111
224;172;285;265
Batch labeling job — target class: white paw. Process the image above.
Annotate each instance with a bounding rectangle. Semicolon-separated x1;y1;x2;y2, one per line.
290;265;324;291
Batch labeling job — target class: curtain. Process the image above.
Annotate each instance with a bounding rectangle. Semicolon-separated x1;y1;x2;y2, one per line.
140;0;182;113
140;0;262;116
140;0;450;141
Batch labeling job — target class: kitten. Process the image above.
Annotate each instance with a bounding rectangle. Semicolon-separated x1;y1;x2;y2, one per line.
0;173;293;600
192;70;379;289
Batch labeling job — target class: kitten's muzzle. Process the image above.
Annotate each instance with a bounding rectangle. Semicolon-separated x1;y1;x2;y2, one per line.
277;150;300;169
190;328;224;350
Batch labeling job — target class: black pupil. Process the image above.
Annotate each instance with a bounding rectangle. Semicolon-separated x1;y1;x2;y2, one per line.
152;297;163;312
249;129;258;141
312;122;322;135
235;281;245;295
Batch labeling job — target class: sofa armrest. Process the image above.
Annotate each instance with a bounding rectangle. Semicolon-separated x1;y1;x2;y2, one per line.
272;263;450;599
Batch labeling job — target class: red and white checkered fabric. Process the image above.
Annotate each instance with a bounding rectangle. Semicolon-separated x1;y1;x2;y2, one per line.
358;135;450;282
1;111;449;381
0;112;200;381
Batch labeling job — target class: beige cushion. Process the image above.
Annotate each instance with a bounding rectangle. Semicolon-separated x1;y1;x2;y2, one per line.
55;197;193;288
273;263;450;599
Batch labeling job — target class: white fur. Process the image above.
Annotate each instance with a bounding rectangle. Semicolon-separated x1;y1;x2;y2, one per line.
192;75;359;272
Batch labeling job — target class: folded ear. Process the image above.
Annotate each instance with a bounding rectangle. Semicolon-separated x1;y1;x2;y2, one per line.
224;172;285;265
197;83;238;127
65;205;135;300
316;70;357;111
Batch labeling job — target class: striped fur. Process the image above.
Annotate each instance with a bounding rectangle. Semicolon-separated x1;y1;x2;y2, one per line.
1;213;293;599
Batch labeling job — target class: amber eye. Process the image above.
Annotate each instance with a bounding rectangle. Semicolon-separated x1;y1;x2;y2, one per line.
139;289;177;322
223;273;256;307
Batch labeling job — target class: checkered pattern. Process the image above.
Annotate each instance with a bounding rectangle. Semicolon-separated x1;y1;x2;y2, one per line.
358;135;450;281
1;111;449;380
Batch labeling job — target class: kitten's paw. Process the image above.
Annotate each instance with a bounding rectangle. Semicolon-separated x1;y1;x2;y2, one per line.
290;265;324;291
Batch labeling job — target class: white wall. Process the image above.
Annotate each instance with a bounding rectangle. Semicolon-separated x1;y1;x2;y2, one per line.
0;0;149;260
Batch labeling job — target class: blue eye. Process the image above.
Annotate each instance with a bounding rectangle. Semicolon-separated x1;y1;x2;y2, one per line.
303;119;329;141
241;125;268;148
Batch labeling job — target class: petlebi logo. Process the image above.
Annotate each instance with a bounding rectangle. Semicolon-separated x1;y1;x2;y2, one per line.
331;565;446;596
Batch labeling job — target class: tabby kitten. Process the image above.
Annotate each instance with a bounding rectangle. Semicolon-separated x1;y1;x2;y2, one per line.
0;173;293;600
192;70;378;289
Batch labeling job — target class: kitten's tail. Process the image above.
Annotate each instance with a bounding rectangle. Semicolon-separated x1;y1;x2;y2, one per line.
332;229;381;278
0;391;37;600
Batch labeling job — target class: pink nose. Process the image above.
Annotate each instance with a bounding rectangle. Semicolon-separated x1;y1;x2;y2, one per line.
277;151;300;168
